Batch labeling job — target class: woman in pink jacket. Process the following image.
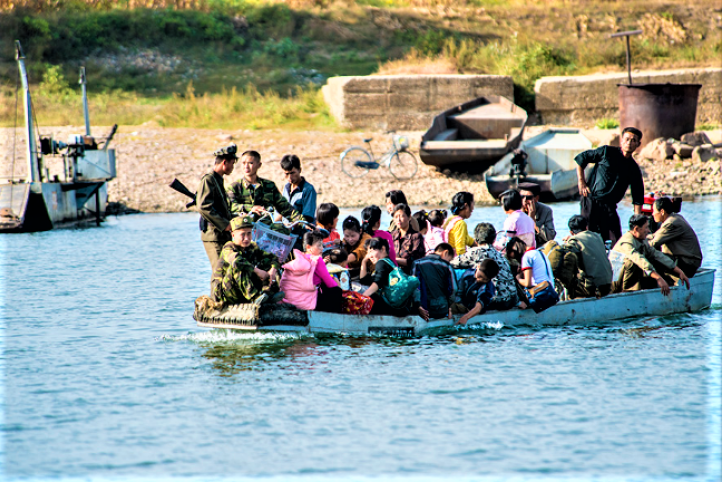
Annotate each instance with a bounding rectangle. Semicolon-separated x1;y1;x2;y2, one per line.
280;231;343;312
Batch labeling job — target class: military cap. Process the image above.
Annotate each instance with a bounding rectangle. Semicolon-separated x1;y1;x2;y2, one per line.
214;143;238;159
230;215;254;231
517;182;541;196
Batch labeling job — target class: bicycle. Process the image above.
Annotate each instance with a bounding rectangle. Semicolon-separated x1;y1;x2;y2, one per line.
339;133;419;181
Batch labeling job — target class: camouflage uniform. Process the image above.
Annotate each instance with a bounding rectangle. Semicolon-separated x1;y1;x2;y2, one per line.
211;241;281;305
226;177;303;222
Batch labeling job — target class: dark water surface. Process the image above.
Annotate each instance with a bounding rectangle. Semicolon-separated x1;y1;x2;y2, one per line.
1;199;720;481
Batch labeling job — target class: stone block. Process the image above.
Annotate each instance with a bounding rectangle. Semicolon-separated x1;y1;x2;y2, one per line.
681;132;712;146
639;137;674;161
672;142;694;158
344;93;388;115
692;145;719;163
387;94;430;112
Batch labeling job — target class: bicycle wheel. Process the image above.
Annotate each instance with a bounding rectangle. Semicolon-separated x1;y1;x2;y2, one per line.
389;150;418;181
340;147;372;178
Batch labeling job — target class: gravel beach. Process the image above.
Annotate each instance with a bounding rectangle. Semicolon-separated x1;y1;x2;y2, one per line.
1;125;720;212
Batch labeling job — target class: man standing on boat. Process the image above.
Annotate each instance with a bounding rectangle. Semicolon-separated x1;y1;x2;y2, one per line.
575;127;645;245
518;182;556;245
211;215;282;306
612;214;689;296
226;150;304;224
196;144;237;269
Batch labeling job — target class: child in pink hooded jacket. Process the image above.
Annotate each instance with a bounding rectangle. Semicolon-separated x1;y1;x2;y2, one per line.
280;231;343;312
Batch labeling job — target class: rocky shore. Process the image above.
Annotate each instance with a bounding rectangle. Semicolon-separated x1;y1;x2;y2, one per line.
1;125;720;213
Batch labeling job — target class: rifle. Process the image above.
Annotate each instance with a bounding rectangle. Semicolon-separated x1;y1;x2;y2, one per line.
169;178;196;208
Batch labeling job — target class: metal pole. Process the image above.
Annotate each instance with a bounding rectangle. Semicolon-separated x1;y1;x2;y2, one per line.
15;41;40;183
610;30;642;86
95;189;101;226
625;36;632;85
80;67;91;136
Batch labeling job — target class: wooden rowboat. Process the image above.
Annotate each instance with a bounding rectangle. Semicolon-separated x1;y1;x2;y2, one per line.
193;269;715;337
419;95;527;173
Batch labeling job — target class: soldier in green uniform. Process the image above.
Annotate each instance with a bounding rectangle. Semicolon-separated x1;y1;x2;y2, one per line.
211;215;283;305
226;150;304;223
196;144;237;269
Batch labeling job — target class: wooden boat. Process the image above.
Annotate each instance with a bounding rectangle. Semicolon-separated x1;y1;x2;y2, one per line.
484;128;592;201
193;269;715;337
419;95;527;173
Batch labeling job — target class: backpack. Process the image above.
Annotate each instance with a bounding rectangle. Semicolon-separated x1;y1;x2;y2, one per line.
378;258;420;309
540;241;578;296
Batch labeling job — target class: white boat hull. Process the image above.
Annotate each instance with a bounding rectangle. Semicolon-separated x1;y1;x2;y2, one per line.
196;269;716;337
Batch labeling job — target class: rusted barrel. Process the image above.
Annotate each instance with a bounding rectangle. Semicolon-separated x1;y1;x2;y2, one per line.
618;83;701;147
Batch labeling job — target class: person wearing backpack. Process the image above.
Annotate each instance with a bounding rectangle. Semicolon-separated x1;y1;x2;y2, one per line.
539;239;579;300
360;237;418;316
512;237;559;313
563;215;613;298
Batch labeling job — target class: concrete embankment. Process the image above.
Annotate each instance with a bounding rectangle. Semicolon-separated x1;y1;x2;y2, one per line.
535;68;722;127
322;74;513;131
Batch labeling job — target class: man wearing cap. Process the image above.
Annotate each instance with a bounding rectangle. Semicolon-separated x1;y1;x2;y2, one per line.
575;127;645;245
612;214;689;296
226;150;304;224
197;144;237;269
518;182;556;246
564;215;613;298
211;215;282;305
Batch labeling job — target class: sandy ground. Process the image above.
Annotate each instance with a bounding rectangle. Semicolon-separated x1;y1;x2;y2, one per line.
1;125;720;212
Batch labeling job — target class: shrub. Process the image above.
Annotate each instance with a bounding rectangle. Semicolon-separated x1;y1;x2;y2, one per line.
595;118;619;129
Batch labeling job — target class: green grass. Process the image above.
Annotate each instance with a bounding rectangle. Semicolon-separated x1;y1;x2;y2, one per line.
0;0;719;129
697;124;720;131
595;118;620;129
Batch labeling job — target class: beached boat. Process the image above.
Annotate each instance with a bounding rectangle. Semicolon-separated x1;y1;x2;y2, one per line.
0;42;117;233
193;269;715;337
419;96;527;173
484;128;592;201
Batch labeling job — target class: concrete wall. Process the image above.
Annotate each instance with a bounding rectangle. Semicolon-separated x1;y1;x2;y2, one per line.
535;68;722;126
322;75;514;131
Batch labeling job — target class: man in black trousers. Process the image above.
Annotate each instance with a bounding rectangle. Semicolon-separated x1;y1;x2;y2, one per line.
575;127;644;245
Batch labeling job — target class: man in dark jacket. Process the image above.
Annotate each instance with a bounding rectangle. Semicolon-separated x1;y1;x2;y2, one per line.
575;127;644;245
196;144;236;269
413;243;457;320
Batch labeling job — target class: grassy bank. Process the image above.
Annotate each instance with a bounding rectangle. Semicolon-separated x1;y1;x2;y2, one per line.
0;0;719;129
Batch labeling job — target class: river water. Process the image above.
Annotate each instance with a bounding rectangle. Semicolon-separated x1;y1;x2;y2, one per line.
1;198;720;481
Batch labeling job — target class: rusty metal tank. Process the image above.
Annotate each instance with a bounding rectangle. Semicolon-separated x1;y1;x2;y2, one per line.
618;83;701;147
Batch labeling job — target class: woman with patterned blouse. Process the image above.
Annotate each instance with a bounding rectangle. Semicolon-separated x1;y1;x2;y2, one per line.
451;222;519;310
390;203;426;275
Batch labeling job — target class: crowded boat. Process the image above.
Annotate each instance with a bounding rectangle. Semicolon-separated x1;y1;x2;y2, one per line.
191;128;709;331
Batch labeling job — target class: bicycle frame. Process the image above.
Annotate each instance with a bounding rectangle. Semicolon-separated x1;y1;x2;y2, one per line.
363;140;401;167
